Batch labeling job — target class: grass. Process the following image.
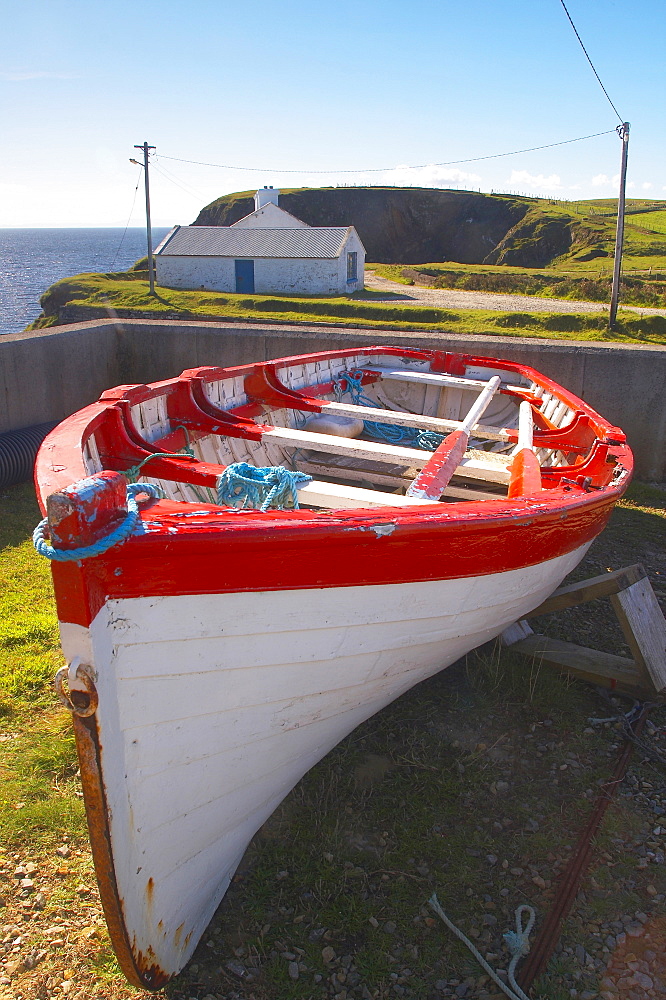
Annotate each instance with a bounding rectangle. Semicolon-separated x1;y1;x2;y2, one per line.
631;210;666;236
28;273;666;345
0;481;664;999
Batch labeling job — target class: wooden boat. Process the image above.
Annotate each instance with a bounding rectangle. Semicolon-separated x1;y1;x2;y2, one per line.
33;345;632;989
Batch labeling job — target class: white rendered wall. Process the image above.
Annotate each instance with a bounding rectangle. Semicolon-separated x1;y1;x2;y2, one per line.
255;187;280;209
156;256;238;292
231;203;309;229
336;230;365;293
156;248;365;296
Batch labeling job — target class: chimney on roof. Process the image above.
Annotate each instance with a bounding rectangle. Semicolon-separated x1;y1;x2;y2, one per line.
254;186;279;210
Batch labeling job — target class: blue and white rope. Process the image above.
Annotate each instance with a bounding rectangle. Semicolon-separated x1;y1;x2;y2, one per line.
33;483;160;562
336;370;446;450
217;463;312;512
429;894;537;1000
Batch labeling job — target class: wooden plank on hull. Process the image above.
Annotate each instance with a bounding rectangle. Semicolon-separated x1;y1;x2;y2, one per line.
368;369;491;390
264;425;433;466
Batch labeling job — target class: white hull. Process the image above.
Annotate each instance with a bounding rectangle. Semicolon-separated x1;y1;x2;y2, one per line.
60;541;590;978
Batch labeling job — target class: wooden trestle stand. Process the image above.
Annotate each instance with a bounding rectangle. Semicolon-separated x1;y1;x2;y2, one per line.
502;564;666;699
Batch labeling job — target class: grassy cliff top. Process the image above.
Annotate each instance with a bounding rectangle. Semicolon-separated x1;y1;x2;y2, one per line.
29;270;666;345
193;188;666;271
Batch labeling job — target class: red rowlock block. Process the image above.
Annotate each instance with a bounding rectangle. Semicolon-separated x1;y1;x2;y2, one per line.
507;400;542;498
46;472;128;550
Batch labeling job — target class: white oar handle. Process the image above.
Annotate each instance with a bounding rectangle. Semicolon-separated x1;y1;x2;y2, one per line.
460;376;502;434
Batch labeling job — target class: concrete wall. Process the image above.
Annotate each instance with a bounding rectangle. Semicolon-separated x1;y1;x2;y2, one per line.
1;317;664;479
0;322;123;433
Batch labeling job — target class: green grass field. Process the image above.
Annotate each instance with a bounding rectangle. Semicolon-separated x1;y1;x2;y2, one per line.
628;210;666;236
30;272;666;345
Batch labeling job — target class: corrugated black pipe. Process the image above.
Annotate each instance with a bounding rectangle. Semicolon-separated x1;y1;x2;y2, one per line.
0;422;59;490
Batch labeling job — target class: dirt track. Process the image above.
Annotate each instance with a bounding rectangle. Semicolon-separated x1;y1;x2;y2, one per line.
363;271;666;317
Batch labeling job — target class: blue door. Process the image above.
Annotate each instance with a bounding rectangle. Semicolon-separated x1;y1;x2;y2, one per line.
235;259;255;293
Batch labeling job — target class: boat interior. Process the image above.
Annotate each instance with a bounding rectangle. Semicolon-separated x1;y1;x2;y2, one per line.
75;348;624;511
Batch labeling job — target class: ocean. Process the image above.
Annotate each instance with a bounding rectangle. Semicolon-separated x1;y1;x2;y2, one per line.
0;228;172;337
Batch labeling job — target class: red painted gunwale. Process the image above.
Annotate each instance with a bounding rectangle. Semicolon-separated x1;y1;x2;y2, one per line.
34;346;633;629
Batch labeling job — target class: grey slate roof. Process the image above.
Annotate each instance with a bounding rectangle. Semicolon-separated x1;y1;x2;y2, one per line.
155;225;351;259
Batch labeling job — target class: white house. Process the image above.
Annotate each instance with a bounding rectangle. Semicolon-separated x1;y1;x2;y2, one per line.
154;188;365;296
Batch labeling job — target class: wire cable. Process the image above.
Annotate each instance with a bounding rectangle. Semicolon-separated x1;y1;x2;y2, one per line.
558;0;624;123
108;172;142;271
151;162;206;202
157;129;615;176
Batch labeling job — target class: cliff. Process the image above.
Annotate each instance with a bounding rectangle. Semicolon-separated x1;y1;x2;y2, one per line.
194;187;596;267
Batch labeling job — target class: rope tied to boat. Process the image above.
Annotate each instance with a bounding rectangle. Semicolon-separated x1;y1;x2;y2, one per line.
429;894;538;1000
335;370;446;450
33;483;160;562
216;463;312;511
124;449;195;483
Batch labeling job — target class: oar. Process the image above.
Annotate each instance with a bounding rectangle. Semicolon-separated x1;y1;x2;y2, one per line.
407;376;502;500
507;400;542;498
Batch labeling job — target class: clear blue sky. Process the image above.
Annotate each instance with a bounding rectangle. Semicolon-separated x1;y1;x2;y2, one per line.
1;0;664;227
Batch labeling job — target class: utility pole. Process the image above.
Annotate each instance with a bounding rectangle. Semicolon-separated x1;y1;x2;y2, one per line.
134;141;156;295
609;123;630;330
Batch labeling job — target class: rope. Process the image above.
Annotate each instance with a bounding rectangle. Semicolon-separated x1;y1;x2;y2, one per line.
124;449;194;483
429;894;537;1000
216;463;312;511
416;429;447;451
169;427;218;504
587;703;666;769
335;371;446;450
33;483;160;562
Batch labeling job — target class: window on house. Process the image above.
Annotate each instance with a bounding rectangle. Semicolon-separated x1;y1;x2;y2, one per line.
346;251;358;282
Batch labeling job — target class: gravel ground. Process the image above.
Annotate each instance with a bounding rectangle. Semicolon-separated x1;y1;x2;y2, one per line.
363;273;666;318
2;709;665;1000
1;490;664;1000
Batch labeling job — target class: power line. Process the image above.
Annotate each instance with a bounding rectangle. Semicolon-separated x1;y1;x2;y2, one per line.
156;129;615;176
151;162;206;202
558;0;623;123
108;173;141;271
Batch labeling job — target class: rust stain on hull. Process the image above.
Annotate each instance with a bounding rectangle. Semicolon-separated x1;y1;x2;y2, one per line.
72;714;171;990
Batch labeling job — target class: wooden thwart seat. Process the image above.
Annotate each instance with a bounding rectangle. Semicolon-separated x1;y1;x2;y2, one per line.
263;424;511;483
297;480;434;509
317;400;511;443
363;366;537;398
298;460;505;502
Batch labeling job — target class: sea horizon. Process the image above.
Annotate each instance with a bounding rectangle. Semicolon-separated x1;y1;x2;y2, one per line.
0;227;171;337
